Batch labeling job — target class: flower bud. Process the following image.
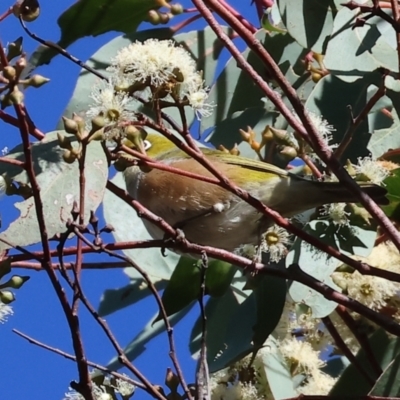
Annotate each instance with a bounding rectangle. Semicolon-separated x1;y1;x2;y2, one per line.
250;140;262;152
158;11;171;24
261;125;274;144
13;0;40;22
165;368;179;392
9;86;24;105
229;143;240;156
279;145;298;161
3;66;16;81
125;126;147;152
239;126;255;142
7;37;23;61
146;9;161;25
63;149;76;164
170;3;184;15
62;116;78;134
91;115;106;131
57;132;73;150
218;144;229;154
311;72;322;83
14;55;27;73
5;275;30;289
0;290;15;304
25;74;50;88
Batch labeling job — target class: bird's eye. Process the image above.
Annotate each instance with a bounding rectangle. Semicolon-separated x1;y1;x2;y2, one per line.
143;140;152;150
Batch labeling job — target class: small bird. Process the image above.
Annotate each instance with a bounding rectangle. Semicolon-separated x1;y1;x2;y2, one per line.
123;134;388;252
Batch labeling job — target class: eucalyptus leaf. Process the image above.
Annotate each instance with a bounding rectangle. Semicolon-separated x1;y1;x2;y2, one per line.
330;329;400;396
252;275;287;350
205;260;237;297
29;0;159;67
324;7;398;82
189;287;243;362
0;131;107;251
103;173;180;281
305;74;381;162
286;228;340;318
257;336;297;400
369;352;400;396
208;291;257;372
277;0;335;53
157;257;201;321
106;306;193;371
98;279;167;317
381;168;400;222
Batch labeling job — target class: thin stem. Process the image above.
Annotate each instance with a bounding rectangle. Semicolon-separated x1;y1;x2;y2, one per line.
336;306;383;377
13;329;149;393
322;315;375;385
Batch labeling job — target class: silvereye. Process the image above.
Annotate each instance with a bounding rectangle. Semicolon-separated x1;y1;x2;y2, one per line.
123;134;388;252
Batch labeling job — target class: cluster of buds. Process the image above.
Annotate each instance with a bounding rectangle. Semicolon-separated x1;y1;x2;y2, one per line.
0;37;49;109
114;126;151;172
218;143;240;156
239;125;298;162
60;113;108;164
0;258;29;305
303;52;329;83
146;0;183;25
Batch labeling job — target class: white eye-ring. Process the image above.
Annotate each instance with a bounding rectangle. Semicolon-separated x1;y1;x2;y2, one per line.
143;140;152;150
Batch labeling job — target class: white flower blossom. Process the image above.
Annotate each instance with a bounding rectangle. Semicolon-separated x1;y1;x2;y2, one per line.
87;78;135;125
355;156;389;185
0;301;13;323
295;110;337;150
321;202;350;226
298;370;337;395
260;225;291;262
279;337;325;374
346;270;398;309
108;39;212;119
63;384;111;400
113;374;135;397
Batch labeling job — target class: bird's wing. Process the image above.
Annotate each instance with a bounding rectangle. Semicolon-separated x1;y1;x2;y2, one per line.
203;149;289;178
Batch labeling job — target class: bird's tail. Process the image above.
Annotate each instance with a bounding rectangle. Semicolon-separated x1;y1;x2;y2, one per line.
314;181;389;205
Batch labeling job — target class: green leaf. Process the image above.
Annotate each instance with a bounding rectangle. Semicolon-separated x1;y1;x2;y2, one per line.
98;279;167;317
370;352;400;396
252;275;287;350
202;30;308;140
157;257;201;320
103;172;181;281
324;7;398;82
189;286;246;362
330;328;400;396
106;306;193;371
205;260;236;297
208;291;257;372
277;0;335;53
31;0;159;66
0;131;107;251
305;73;381;162
381;168;400;221
286;226;340;318
368;116;400;159
257;336;297;400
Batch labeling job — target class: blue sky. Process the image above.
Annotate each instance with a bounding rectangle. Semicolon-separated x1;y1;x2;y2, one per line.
0;1;256;399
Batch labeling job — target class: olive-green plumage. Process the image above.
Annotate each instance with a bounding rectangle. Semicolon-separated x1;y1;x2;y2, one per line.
124;134;388;251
